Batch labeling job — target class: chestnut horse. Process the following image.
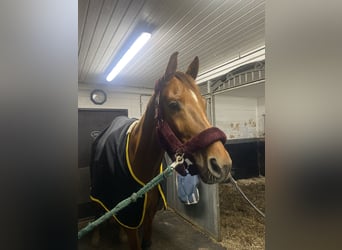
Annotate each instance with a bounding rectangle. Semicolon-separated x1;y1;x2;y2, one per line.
89;52;232;250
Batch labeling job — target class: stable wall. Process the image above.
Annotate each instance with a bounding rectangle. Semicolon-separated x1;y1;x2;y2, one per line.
78;85;265;136
78;85;153;118
214;95;265;139
257;96;265;137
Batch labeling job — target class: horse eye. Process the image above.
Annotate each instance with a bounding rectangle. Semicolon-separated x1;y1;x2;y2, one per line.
168;101;180;111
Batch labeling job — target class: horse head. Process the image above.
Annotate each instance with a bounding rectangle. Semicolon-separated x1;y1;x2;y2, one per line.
155;52;232;184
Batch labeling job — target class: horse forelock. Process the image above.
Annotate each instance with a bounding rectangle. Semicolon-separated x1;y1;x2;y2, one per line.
173;72;202;96
153;70;203;121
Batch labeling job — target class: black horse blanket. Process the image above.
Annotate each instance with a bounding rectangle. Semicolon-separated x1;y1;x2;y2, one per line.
90;116;166;229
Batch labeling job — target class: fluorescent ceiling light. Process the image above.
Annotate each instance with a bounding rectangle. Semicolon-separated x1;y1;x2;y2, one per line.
106;32;151;82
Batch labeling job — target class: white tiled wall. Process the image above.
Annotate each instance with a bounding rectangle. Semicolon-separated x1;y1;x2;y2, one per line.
214;95;265;139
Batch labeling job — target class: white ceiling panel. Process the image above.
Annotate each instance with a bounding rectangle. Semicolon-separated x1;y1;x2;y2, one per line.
78;0;265;89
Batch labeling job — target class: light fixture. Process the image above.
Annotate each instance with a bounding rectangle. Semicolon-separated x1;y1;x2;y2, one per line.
106;32;151;82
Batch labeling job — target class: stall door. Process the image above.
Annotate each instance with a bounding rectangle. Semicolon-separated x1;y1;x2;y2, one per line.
165;96;222;241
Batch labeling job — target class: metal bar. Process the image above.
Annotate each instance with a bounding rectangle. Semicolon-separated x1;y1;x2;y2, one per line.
212;79;265;96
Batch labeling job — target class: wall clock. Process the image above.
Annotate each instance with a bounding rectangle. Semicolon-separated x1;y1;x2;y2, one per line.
90;89;107;105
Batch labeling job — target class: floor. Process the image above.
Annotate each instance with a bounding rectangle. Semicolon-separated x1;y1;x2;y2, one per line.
78;209;226;250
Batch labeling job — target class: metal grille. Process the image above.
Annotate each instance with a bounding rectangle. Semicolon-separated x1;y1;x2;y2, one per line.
208;60;265;94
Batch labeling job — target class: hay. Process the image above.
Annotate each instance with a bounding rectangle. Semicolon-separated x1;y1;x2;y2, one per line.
219;177;265;250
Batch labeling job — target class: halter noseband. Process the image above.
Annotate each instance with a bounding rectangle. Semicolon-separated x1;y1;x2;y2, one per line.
154;76;227;176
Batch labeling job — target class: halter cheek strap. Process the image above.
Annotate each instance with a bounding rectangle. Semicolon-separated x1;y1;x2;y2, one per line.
154;77;227;176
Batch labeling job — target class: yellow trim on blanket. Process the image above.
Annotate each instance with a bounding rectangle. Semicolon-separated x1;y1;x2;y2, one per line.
158;164;168;209
89;121;167;229
90;194;147;230
125;131;145;186
125;127;167;209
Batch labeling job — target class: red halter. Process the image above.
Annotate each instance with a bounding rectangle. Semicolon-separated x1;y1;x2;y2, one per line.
154;76;227;176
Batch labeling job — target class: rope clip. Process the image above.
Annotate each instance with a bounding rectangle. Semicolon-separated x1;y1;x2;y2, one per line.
170;153;184;170
175;153;184;164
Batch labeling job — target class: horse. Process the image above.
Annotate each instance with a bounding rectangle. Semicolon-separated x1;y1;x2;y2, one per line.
89;52;232;250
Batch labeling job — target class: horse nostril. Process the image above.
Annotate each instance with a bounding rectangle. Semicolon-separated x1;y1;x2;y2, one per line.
209;158;222;178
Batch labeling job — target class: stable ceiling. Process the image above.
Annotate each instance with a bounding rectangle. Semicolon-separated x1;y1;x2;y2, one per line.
78;0;265;89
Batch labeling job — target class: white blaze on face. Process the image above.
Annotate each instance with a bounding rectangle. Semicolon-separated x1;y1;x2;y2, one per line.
190;90;198;103
189;89;211;127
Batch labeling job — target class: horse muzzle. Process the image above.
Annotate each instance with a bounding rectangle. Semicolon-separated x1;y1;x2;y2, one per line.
204;158;231;184
177;151;232;184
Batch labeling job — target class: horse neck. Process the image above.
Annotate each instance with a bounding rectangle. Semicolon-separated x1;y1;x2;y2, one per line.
128;94;164;183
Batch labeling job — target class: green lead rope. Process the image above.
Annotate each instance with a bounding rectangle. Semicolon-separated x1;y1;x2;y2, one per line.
78;156;183;240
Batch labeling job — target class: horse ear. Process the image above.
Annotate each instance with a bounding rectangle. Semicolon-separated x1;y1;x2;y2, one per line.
164;52;178;81
186;56;199;79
